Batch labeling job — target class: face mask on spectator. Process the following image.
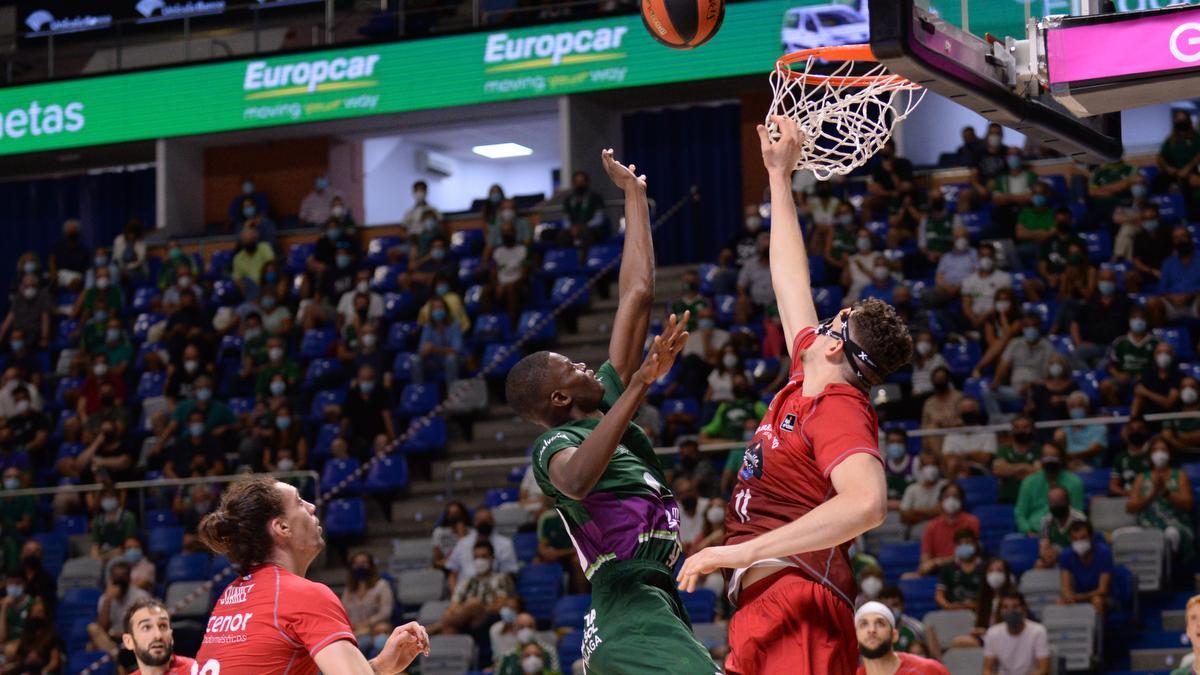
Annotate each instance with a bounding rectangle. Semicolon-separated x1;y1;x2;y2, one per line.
184;360;199;374
1031;194;1047;208
706;506;724;524
886;442;906;460
1130;318;1147;334
277;458;295;471
189;423;205;438
106;328;120;343
13;400;29;415
915;341;931;357
1006;155;1021;170
1131;183;1148;200
1152;450;1170;468
20;287;35;301
196;388;212;402
698;318;715;330
836;214;854;227
242;181;255;194
500;606;517;624
1157;353;1174;370
1143;219;1160;236
326;227;341;241
1004;611;1023;632
995;300;1011;314
5;585;21;599
413;189;426;203
1070;539;1091;557
871;266;889;282
125;548;142;564
336;254;351;269
521;656;544;674
269;347;284;362
1049;503;1069;520
436;284;450;296
2;477;18;491
362;333;377;349
1184;387;1199;405
243;206;257;219
955;543;976;560
722;353;738;369
856;237;872;253
356;280;369;294
745;216;763;232
332;205;346;219
517;627;535;645
1098;280;1116;296
270;380;286;396
987;133;1002;149
101;496;118;512
276;416;291;430
986;571;1006;590
1069;407;1086;420
96;277;111;290
1048;362;1065;378
8;340;22;353
473;557;493;575
978;256;994;272
431;248;446;261
432;308;448;323
178;276;191;288
261;295;276;309
500;208;516;222
942;497;962;515
360;380;376;393
1023;327;1040;342
94;311;108;323
920;465;939;483
954;237;969;252
94;363;108;377
859;576;883;598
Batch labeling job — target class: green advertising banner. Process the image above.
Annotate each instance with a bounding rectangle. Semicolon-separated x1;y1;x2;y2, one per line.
0;0;836;157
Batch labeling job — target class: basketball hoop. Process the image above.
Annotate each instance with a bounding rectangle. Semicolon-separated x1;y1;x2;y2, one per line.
769;44;925;181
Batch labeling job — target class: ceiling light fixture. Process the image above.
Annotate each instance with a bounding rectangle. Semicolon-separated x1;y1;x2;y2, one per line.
472;142;533;159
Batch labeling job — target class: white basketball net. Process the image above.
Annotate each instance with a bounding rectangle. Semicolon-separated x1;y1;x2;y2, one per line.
768;53;925;181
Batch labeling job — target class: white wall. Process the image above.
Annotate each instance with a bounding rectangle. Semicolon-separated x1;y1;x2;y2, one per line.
362;135;559;224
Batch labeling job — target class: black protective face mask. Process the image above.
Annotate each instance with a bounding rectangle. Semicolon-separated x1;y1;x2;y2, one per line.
858;640;892;660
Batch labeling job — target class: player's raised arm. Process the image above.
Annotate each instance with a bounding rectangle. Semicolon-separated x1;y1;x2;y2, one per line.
602;148;655;387
760;116;818;353
549;313;688;499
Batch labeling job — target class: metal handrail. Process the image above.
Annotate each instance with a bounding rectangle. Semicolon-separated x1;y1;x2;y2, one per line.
443;411;1200;496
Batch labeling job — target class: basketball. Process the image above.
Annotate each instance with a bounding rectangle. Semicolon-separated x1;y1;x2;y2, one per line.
640;0;725;49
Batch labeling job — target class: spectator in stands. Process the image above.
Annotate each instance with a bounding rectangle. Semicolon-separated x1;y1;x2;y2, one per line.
1164;376;1200;451
48;218;89;289
736;232;774;322
934;528;983;611
1113;201;1150;264
411;237;455;288
262;406;307;472
672;270;710;332
876;585;937;657
300;175;345;226
705;345;741;405
675;306;726;400
929;224;977;314
1036;208;1085;298
1057;520;1113;615
1156;110;1200;194
885;194;925;253
432;501;470;569
1016;443;1084;535
564;170;608;245
806;180;842;230
416;296;463;385
5;386;48;467
982;590;1050;675
993;416;1040;504
1134;343;1181;417
961;243;1012;332
402;181;440;231
698;374;766;444
856;564;885;604
487;197;533;248
165;410;227;479
11;253;44;296
1036;485;1088;568
487;220;530;325
917;194;954;267
254;337;300;400
853;601;950;675
75;263;124;321
1128;436;1194;557
232;227;275;288
327;197;357;237
674;477;708;545
955;125;986;167
725;205;765;268
157;242;196;292
87;558;151;653
1102;305;1158;406
1024;354;1076;423
917;482;981;575
1013;182;1056;266
883;430;915;510
113;217;148;285
921;367;962;453
822;202;858;280
159;376;235;453
1111;417;1152;497
955;558;1018;648
0;368;40;421
259;289;291;336
868;140;914;203
842;228;880;303
1052;392;1106;469
487;601;522;659
228;178;270;226
1056;239;1099;328
978;123;1009;181
497;640;556;675
417;274;470;332
164;343;206;404
342;552;394;648
1149;225;1200;322
16;541;53;613
0;468;32;537
343;365;394;460
430;540;515;636
445;507;517;591
900;449;947;527
75;419;136;484
859;257;898;304
1071;266;1132;368
1;274;51;353
669;437;718;497
984;312;1053;420
89;487;137;560
113;536;155;591
910;332;948;403
3;597;61;674
1089;159;1136;226
0;568;34;646
941;397;997;477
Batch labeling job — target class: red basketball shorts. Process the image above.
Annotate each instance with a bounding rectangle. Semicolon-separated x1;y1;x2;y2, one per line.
725;568;858;675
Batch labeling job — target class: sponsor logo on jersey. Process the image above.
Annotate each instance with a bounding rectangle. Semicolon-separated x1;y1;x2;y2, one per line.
218;583;254;605
739;441;764;481
780;413;797;432
206;612;253;634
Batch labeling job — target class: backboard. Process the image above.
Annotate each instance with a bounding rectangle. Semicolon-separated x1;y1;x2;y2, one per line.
868;0;1134;163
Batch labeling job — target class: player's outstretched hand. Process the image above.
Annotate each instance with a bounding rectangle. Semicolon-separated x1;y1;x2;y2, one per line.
758;114;806;175
371;621;430;674
676;543;752;594
634;311;689;386
601;148;647;193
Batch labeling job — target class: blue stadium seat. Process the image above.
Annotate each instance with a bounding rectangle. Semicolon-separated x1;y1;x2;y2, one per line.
373;266;406;293
323;498;367;537
1079;469;1110;499
877;543;920;585
1048;334;1076;355
450;229;485;258
132;287;161;313
218;334;244;359
661;397;700;422
956;475;998;510
309;389;347;422
147;526;184;558
542;248;581;276
207;249;235;278
999;534;1039;576
680;588;716;624
813;286;844;317
1073;371;1101;405
1082;230;1112;263
366;236;402;266
1156;327;1196;361
392;352;419;383
548;276;590;309
135;371;166;402
975;504;1015;554
898;577;937;619
312;423;342;463
135;342;165;370
647;363;680;398
399;383;439;418
1022;301;1055;332
62;587;103;611
51;318;79;351
458;257;483;285
402;416;447;453
55;442;84;465
211;279;241;307
959;210;992;239
146;509;178;528
585;244;621;274
558;630;584;673
386;320;420;352
132;313;163;343
1151;193;1186;224
300;328;337;360
463;285;484;316
866;220;888;240
808;255;827;285
364;455;409;494
228;397;255;416
517;564;564;622
514;532;539;564
485;487;519;507
517;310;557;343
698;264;719;295
304;358;343;390
472;313;512;347
166;552;210;584
943;342;982;379
54;377;82;406
53;514;88;536
33;532;67;576
67;651;114;675
321;457;363;495
482;343;521;378
286;243;315;274
714;294;736;324
553;594;592;630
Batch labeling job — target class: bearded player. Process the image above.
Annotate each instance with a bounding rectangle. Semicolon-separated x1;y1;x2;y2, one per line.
676;117;913;674
505;150;717;673
122;599;196;675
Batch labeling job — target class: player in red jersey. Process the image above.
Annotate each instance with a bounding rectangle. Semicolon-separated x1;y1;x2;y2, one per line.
676;117;913;675
194;476;430;674
854;602;950;675
122;599;197;675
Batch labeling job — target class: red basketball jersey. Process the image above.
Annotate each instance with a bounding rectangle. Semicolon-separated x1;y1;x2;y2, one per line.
131;654;196;675
193;563;357;675
723;326;881;608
